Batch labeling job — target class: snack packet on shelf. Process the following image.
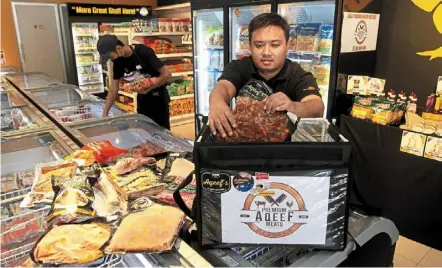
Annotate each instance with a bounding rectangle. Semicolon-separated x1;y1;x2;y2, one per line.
105;203;184;254
32;222;111;265
45;175;97;225
21;161;78;207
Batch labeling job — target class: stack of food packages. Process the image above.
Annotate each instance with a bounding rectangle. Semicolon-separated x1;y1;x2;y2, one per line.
170;98;195;117
158;18;191;33
3;140;196;266
167;78;194;97
167;58;194;73
351;91;409;126
119;72;156;94
143;37;192;55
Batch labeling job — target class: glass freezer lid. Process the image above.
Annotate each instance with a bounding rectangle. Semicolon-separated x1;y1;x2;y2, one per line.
1;107;38;133
49;101;125;123
30;85;96;109
72;114;193;152
12;77;62;90
1;91;26;109
1;131;69;202
6;72;50;81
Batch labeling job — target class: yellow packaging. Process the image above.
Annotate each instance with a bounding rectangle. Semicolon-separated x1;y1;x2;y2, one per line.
351;104;374;120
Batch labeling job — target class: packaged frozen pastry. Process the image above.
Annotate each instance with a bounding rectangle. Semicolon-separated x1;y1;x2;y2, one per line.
32;222;111;264
288;25;297;50
318;25;333;53
114;157;156;175
45;175;96;225
296;23;322;52
24;161;78;206
162;152;194;183
65;150;96;166
105;204;184;253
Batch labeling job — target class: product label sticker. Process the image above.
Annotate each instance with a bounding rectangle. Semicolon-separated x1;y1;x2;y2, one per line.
221;176;330;245
255;172;270;180
232;172;254;192
400;130;427;157
367;77;386;96
221;255;240;267
210;249;225;257
347;75;369;95
424;136;442;162
201;172;231;194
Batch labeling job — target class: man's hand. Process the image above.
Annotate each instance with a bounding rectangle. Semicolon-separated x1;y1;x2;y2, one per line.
209;100;237;137
264;92;294;113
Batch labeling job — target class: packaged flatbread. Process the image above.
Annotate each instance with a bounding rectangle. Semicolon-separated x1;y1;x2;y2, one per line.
22;161;78;207
105;204;184;253
162;152;194;183
32;222;111;264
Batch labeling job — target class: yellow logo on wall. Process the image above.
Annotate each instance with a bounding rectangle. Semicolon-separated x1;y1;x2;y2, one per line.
412;0;442;61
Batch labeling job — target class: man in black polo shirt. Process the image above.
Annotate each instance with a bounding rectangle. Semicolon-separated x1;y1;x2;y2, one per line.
209;13;324;138
97;35;172;129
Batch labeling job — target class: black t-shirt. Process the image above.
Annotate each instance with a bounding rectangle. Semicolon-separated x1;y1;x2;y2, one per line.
218;57;321;101
113;44;164;80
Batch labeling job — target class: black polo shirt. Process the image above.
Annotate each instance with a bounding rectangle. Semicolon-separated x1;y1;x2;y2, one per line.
113;45;164;80
218;57;321;101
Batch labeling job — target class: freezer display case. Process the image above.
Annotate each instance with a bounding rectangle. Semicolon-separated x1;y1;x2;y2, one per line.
72;22;104;94
230;4;272;61
193;8;225;116
0;129;76;267
278;0;338;116
68;114;193;152
0;107;44;134
5;72;52;83
1;91;26;109
9;77;63;91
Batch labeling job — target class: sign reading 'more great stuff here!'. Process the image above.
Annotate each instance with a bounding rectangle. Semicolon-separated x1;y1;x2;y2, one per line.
67;4;152;18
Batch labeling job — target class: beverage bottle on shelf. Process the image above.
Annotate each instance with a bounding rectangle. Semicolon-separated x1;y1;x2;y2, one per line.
425;93;436;113
434;94;442;114
407;92;417;113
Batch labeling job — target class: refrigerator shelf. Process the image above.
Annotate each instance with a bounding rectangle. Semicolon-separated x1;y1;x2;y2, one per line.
76;51;98;55
170;93;194;100
77;63;99;68
157;53;192;59
80;81;102;86
171;71;193;77
132;31;192;37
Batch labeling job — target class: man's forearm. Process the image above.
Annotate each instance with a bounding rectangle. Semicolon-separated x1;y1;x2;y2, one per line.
290;99;324;118
210;81;235;105
103;80;118;116
144;66;171;93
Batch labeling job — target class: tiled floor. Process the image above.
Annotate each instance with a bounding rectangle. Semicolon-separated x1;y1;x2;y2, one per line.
172;123;442;267
394;236;442;267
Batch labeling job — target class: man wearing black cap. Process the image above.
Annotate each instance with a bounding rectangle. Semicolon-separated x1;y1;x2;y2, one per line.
97;35;172;129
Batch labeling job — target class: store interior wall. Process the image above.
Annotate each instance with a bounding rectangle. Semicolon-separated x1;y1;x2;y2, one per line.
374;0;442;108
0;0;158;72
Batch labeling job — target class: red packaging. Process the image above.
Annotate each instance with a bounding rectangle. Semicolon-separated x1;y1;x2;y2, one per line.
81;141;128;164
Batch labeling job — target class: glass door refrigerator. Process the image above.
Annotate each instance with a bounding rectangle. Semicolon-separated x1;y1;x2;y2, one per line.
278;0;343;117
71;22;104;94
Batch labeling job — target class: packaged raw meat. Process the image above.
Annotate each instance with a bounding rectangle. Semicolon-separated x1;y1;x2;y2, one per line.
1;212;46;251
81;141;128;164
155;175;196;209
45;175;96;225
217;79;290;142
114;157;156;175
17;169;35;187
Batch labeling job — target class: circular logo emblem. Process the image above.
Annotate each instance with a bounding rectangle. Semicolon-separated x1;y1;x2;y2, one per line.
140;7;149;16
354;20;368;44
242;182;307;238
233;172;254;192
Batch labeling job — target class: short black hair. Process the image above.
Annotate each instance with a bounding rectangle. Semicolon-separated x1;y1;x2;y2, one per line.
115;39;125;47
248;13;290;42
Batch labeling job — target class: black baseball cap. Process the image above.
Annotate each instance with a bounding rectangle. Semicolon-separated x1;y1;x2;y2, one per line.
96;34;119;56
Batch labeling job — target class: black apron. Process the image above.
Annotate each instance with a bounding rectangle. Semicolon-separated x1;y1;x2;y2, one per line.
130;49;171;130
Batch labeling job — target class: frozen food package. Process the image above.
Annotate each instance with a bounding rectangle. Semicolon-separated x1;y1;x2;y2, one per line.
81;141;128;164
105;203;184;254
217;79;290;142
65;150;97;166
288;25;297;50
120;72;155;93
1;173;19;193
92;171;128;221
23;160;78;207
114;157;156;175
155;175;196;209
45;175;96;225
296;23;322;52
162;152;194;183
237;25;249;51
318;25;334;53
32;222;111;265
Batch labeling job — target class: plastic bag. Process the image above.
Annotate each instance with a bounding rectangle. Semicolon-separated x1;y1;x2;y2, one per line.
81;141;128;164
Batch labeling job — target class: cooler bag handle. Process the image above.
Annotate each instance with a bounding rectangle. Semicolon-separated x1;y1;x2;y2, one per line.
173;171;195;218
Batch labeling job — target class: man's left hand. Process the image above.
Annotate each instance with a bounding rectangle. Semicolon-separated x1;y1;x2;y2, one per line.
264;92;294;113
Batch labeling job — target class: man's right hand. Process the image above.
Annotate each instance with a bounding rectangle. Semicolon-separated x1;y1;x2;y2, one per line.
208;100;237;138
